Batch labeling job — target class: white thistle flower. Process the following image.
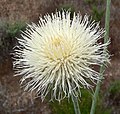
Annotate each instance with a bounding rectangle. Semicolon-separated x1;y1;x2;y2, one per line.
14;11;109;101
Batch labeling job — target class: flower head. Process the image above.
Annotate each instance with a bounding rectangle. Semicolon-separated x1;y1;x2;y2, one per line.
14;11;109;101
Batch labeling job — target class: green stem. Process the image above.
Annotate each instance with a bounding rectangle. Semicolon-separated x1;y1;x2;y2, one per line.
90;0;111;114
71;95;81;114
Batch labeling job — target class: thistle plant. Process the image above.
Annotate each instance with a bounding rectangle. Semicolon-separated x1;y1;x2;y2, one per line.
14;9;110;114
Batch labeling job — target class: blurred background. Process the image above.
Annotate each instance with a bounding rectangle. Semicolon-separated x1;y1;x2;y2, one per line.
0;0;120;114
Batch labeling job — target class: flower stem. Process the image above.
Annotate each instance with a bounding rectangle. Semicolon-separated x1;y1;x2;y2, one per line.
71;95;81;114
90;0;111;114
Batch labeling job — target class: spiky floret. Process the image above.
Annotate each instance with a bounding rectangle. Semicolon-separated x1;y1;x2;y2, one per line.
14;11;109;101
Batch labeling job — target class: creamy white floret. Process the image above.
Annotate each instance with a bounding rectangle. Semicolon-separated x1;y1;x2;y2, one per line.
14;11;109;101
